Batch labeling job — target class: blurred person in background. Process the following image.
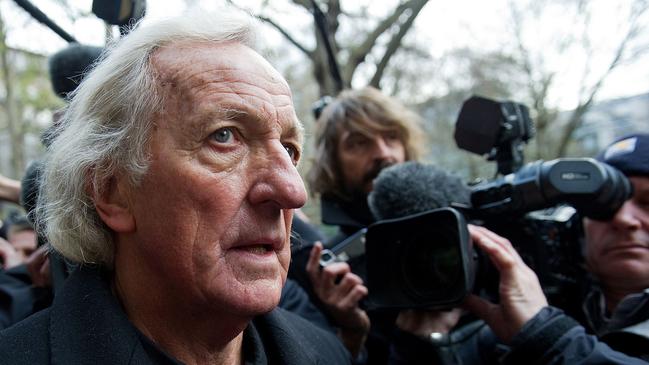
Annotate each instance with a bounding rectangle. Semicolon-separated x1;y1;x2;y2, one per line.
289;86;426;363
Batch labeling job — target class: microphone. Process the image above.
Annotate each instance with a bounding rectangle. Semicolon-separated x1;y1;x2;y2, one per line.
368;161;471;220
49;44;103;99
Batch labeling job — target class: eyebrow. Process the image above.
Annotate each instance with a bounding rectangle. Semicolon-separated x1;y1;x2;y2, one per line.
197;106;303;142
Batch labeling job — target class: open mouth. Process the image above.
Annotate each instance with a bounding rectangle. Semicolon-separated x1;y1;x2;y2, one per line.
235;244;273;254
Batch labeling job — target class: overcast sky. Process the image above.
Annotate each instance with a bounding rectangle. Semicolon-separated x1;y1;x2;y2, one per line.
2;0;648;109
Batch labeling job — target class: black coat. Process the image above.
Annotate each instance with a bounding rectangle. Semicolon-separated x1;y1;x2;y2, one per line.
0;266;351;365
389;307;649;365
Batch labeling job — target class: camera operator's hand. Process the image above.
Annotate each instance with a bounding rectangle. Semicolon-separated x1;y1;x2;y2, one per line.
463;225;548;343
0;237;23;270
396;308;463;337
25;245;51;288
307;242;370;357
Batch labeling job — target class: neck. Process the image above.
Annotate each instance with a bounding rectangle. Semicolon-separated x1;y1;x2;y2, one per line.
112;242;249;365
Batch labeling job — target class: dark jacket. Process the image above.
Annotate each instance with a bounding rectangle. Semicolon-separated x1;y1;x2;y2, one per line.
0;266;351;365
582;288;649;361
0;265;52;330
389;307;649;365
319;195;374;247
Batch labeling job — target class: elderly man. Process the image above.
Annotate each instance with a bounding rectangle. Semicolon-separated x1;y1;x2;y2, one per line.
0;9;350;365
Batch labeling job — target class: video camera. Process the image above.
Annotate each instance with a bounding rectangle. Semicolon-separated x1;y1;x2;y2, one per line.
320;96;632;311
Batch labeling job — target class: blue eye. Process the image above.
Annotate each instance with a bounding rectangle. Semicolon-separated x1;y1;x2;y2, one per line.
212;128;234;143
283;144;300;164
285;145;296;159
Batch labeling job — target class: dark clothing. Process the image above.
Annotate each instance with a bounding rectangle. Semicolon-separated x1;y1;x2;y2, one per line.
279;278;336;335
582;288;649;361
389;319;502;365
0;267;34;330
389;307;649;365
0;266;351;365
291;214;326;246
0;265;51;330
320;195;374;247
506;306;647;365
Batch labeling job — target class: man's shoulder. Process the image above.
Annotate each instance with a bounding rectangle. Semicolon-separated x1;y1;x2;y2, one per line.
257;307;351;364
0;308;51;364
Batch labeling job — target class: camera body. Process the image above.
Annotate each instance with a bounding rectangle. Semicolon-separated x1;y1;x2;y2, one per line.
470;157;632;220
364;208;472;310
319;96;632;311
320;208;473;310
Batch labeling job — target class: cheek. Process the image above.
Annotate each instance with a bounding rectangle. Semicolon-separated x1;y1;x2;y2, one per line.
396;146;406;162
339;154;365;177
583;228;602;258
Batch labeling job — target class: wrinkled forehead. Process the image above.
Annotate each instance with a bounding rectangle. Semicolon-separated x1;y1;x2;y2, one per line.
151;40;291;94
148;40;301;137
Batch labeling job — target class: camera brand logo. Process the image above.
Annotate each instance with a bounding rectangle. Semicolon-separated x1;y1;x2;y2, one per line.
561;172;591;181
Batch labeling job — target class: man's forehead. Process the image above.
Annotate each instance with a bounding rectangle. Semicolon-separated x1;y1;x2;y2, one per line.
151;40;287;87
149;40;301;138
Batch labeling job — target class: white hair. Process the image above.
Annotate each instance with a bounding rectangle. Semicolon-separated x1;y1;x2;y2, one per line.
37;8;260;268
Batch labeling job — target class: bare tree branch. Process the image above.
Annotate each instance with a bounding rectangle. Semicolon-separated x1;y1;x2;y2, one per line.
555;0;648;156
369;0;429;88
343;0;426;83
259;14;314;57
226;0;313;57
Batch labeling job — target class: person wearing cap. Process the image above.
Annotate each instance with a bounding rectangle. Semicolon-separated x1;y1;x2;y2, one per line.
580;133;649;359
387;134;649;365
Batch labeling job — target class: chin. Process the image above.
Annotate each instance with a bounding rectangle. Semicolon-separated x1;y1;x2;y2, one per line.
230;279;284;316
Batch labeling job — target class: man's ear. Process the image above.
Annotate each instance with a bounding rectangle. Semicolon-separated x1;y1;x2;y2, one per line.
92;176;136;233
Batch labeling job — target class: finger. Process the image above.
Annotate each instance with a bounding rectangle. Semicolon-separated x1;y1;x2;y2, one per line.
306;242;323;280
470;228;517;274
462;294;497;322
339;285;369;309
38;259;51;287
314;263;353;297
30;248;48;266
336;273;364;294
0;238;15;256
470;225;527;269
321;262;351;283
472;226;521;261
40;258;50;276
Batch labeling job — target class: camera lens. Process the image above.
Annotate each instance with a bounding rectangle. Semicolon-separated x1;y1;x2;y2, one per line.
399;226;462;300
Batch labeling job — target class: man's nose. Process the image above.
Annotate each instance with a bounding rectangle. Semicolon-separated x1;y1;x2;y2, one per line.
248;144;307;210
611;201;642;231
373;136;395;160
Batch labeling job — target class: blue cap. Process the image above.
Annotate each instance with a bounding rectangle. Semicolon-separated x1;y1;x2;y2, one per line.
596;133;649;177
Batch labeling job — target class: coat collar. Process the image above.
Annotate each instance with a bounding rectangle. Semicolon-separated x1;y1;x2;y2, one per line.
47;267;329;365
48;266;150;365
